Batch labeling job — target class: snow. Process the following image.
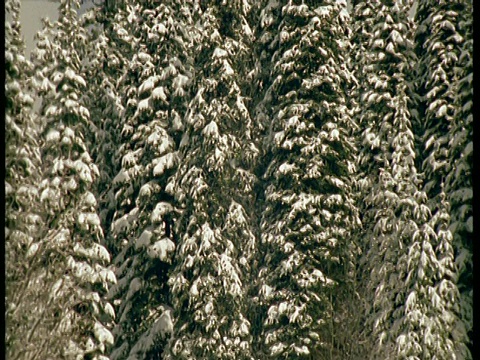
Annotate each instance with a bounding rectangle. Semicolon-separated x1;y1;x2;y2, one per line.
205;301;214;315
436;104;448;117
74;242;111;263
137;98;150;112
271;342;286;356
136;229;153;250
104;302;116;319
173;74;189;92
113;169;131;185
26;242;40;258
112;215;130;234
151;86;167;102
385;42;395;54
203;121;219;138
138;182;158;199
137;52;152;64
213;47;228;59
151;202;173;223
63;177;78;191
65;68;86;87
223;60;234;76
94;321;114;346
155;22;167;35
329;128;340;141
314;5;332;19
79;106;90;120
153;152;178;177
100;268;117;285
138;75;159;95
52;71;63;84
69;258;97;283
148;238;175;261
46;129;61;143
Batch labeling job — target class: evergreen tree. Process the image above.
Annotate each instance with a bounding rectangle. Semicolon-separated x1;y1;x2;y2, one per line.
349;1;387;357
445;0;473;353
5;0;46;357
6;1;473;358
352;1;466;358
165;1;259;359
80;4;127;255
105;1;196;358
413;0;468;215
414;0;472;356
29;1;116;357
254;1;360;358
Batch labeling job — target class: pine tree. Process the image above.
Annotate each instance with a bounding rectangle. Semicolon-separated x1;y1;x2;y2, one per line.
5;0;46;357
104;1;197;358
29;1;116;357
253;1;360;358
165;2;259;359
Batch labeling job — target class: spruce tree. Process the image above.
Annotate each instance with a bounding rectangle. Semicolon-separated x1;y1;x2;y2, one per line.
80;4;127;255
5;0;46;357
165;1;258;359
413;0;468;213
29;1;116;357
414;0;472;356
445;0;473;354
352;1;466;358
105;1;196;358
254;1;360;358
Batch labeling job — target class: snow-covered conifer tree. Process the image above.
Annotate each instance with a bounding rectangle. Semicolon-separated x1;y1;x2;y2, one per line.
414;0;472;356
80;4;127;254
29;1;116;357
253;1;361;358
5;1;47;357
444;0;473;354
165;1;259;359
105;1;196;358
352;1;467;358
413;0;468;210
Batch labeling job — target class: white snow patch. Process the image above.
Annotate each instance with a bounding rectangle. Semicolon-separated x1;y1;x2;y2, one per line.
147;238;175;261
173;74;189;90
94;321;114;346
152;86;167;102
153;152;178;177
113;170;131;185
136;229;153;250
74;243;110;263
213;47;228;59
46;129;61;143
112;215;130;234
151;202;173;223
202;121;219;138
104;302;116;319
138;75;159;95
26;242;40;258
137;98;150;112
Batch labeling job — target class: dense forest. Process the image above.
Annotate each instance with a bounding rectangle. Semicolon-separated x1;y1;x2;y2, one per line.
5;0;472;359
